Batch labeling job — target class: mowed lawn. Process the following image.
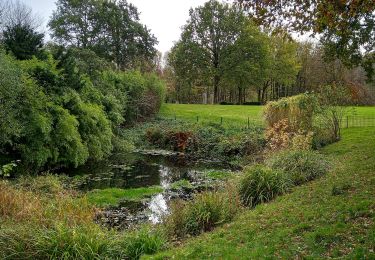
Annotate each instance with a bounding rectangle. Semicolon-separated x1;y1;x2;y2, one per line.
159;104;264;126
159;104;375;127
146;127;375;259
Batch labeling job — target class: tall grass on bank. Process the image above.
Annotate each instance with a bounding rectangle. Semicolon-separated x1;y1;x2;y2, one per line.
238;166;293;208
0;177;166;259
266;150;331;185
164;183;241;239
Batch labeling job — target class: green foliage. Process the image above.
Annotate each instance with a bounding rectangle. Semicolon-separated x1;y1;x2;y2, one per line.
49;0;157;70
0;45;165;170
2;23;44;60
168;0;246;103
165;186;241;238
221;22;271;103
266;150;331;185
98;70;166;124
240;0;375;79
0;52;25;147
238;165;292;208
0;161;17;178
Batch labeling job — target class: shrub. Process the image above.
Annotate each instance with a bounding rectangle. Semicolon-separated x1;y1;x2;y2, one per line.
266;150;330;185
264;93;318;132
238;166;292;208
164;184;240;238
265;119;314;152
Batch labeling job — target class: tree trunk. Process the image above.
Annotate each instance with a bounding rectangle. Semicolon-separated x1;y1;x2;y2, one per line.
238;87;242;104
213;74;219;103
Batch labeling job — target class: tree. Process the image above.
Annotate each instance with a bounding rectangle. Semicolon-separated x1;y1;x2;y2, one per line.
238;0;375;79
49;0;158;70
2;23;44;60
221;22;271;104
172;0;246;103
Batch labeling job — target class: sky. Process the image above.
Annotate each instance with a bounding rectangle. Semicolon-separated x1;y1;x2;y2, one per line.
24;0;233;55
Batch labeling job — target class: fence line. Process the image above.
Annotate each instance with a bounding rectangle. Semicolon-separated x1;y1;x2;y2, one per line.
342;116;375;128
160;115;375;129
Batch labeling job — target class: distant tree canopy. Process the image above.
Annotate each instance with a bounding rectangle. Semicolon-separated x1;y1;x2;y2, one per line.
167;0;300;104
238;0;375;79
49;0;158;70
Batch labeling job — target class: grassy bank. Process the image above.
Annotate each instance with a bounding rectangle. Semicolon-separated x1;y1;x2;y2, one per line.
147;127;375;259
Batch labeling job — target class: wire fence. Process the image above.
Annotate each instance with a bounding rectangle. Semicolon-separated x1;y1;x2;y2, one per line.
342;116;375;128
160;115;264;129
160;115;375;129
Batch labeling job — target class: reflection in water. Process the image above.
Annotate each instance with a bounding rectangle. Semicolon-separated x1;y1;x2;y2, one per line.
67;152;228;227
67;152;223;191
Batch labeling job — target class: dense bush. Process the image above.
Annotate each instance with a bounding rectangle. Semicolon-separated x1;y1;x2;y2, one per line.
164;185;240;238
266;150;331;185
238;165;292;208
0;48;165;171
99;70;166;124
264;93;318;131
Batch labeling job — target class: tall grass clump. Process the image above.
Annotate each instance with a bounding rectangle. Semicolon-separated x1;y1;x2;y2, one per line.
238;166;292;208
15;174;66;196
164;183;241;238
110;227;167;259
266;150;331;185
0;181;43;222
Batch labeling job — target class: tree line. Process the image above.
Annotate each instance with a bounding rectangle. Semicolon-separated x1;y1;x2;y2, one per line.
164;0;374;105
0;0;165;171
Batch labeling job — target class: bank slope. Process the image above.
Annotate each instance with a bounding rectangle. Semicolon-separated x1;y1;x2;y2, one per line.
147;127;375;259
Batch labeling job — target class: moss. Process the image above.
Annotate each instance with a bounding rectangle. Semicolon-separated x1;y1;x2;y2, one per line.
170;179;193;190
86;186;163;207
204;170;233;180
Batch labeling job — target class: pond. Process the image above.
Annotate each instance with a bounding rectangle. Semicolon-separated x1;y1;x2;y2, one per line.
66;151;232;229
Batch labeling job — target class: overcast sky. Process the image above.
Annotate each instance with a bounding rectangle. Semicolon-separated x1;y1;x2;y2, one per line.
24;0;234;54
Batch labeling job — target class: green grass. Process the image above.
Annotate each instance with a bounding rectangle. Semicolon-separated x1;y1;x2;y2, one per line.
146;127;375;259
204;170;235;180
86;186;163;207
170;180;193;190
346;106;375;117
159;104;375;128
159;104;264;127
